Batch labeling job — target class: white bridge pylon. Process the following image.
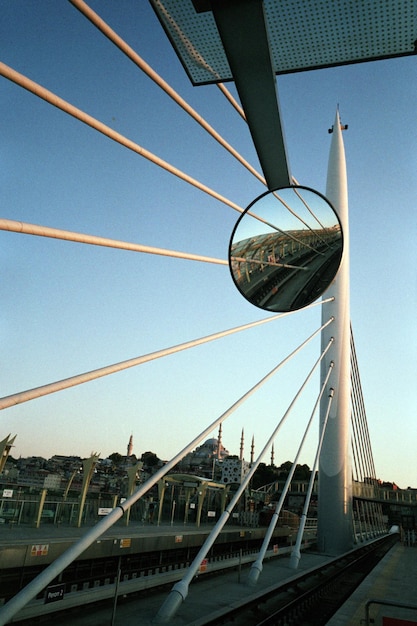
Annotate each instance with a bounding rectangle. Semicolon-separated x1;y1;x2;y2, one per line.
318;108;352;555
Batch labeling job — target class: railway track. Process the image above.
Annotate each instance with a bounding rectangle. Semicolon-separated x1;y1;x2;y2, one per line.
198;534;398;626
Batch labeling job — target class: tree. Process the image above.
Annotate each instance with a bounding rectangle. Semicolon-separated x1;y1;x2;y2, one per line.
252;463;279;490
277;461;311;481
141;451;160;467
108;452;123;466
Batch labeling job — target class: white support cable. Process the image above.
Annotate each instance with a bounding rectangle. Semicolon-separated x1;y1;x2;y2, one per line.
364;500;373;539
0;319;333;626
0;300;331;411
350;331;374;481
351;332;373;463
352;389;370;482
293;186;327;230
371;501;382;536
350;359;367;472
350;384;363;482
155;323;335;623
360;500;370;540
356;381;377;480
0;62;243;215
350;390;366;482
352;441;361;483
290;385;335;568
68;0;266;186
0;310;308;411
354;499;364;543
351;434;361;483
271;189;334;249
351;332;377;480
352;386;374;488
0;219;227;266
216;82;246;120
248;348;334;584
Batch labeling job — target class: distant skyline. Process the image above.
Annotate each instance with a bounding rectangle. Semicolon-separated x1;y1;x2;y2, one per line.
1;2;416;489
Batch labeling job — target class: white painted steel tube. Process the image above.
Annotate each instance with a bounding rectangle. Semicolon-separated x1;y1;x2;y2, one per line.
318;109;352;554
0;62;243;214
155;319;334;622
290;386;334;569
69;0;265;184
0;301;328;411
0;321;328;625
0;218;227;265
248;344;334;585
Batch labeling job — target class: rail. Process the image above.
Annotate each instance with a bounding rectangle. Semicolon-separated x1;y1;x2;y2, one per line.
5;540;317;623
193;533;398;625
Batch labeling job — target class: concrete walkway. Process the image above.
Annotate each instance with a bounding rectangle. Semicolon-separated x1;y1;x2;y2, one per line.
328;542;417;625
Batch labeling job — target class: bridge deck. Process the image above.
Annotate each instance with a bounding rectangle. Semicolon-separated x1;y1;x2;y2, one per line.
41;538;417;626
40;548;330;625
3;523;415;625
328;541;417;625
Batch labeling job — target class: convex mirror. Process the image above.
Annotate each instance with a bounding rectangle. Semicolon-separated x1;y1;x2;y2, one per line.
228;185;343;312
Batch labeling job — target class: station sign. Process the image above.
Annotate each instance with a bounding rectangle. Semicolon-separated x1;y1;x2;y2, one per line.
44;583;65;604
98;507;112;516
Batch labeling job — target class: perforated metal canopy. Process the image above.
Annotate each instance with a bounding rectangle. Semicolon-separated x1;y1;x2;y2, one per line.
150;0;417;85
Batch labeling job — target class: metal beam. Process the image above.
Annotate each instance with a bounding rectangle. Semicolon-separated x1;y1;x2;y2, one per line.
210;0;291;189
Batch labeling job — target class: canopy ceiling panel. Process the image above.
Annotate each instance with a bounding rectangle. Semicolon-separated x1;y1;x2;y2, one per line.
150;0;417;85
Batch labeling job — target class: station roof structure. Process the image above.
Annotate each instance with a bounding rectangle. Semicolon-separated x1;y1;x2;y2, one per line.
150;0;417;86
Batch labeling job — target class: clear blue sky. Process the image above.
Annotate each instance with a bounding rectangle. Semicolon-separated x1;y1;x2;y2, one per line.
2;1;416;488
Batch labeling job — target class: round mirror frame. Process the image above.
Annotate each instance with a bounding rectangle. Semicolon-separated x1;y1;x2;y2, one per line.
228;185;344;313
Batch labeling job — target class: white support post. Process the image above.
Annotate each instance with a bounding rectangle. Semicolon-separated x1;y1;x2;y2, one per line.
318;110;353;554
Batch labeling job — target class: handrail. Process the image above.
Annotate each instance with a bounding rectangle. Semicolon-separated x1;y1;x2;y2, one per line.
365;599;417;626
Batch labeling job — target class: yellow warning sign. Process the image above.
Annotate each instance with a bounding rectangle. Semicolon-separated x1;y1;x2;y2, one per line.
31;544;49;557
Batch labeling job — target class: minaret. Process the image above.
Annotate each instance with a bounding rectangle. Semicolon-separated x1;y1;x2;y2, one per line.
318;108;352;554
239;429;244;461
217;423;223;460
270;443;275;467
127;434;133;457
250;435;255;466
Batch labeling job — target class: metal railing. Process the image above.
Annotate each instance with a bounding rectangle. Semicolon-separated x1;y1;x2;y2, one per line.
364;599;417;626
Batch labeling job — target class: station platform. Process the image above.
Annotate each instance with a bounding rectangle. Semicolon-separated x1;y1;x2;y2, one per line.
35;538;417;626
328;542;417;626
2;524;415;625
38;548;331;626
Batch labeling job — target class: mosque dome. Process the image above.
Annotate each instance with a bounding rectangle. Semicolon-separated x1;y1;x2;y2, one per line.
182;438;230;469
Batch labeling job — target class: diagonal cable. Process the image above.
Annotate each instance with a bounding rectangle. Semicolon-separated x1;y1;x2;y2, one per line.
0;62;243;214
0;218;227;266
0;318;333;625
68;0;265;185
156;329;335;619
0;301;330;410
